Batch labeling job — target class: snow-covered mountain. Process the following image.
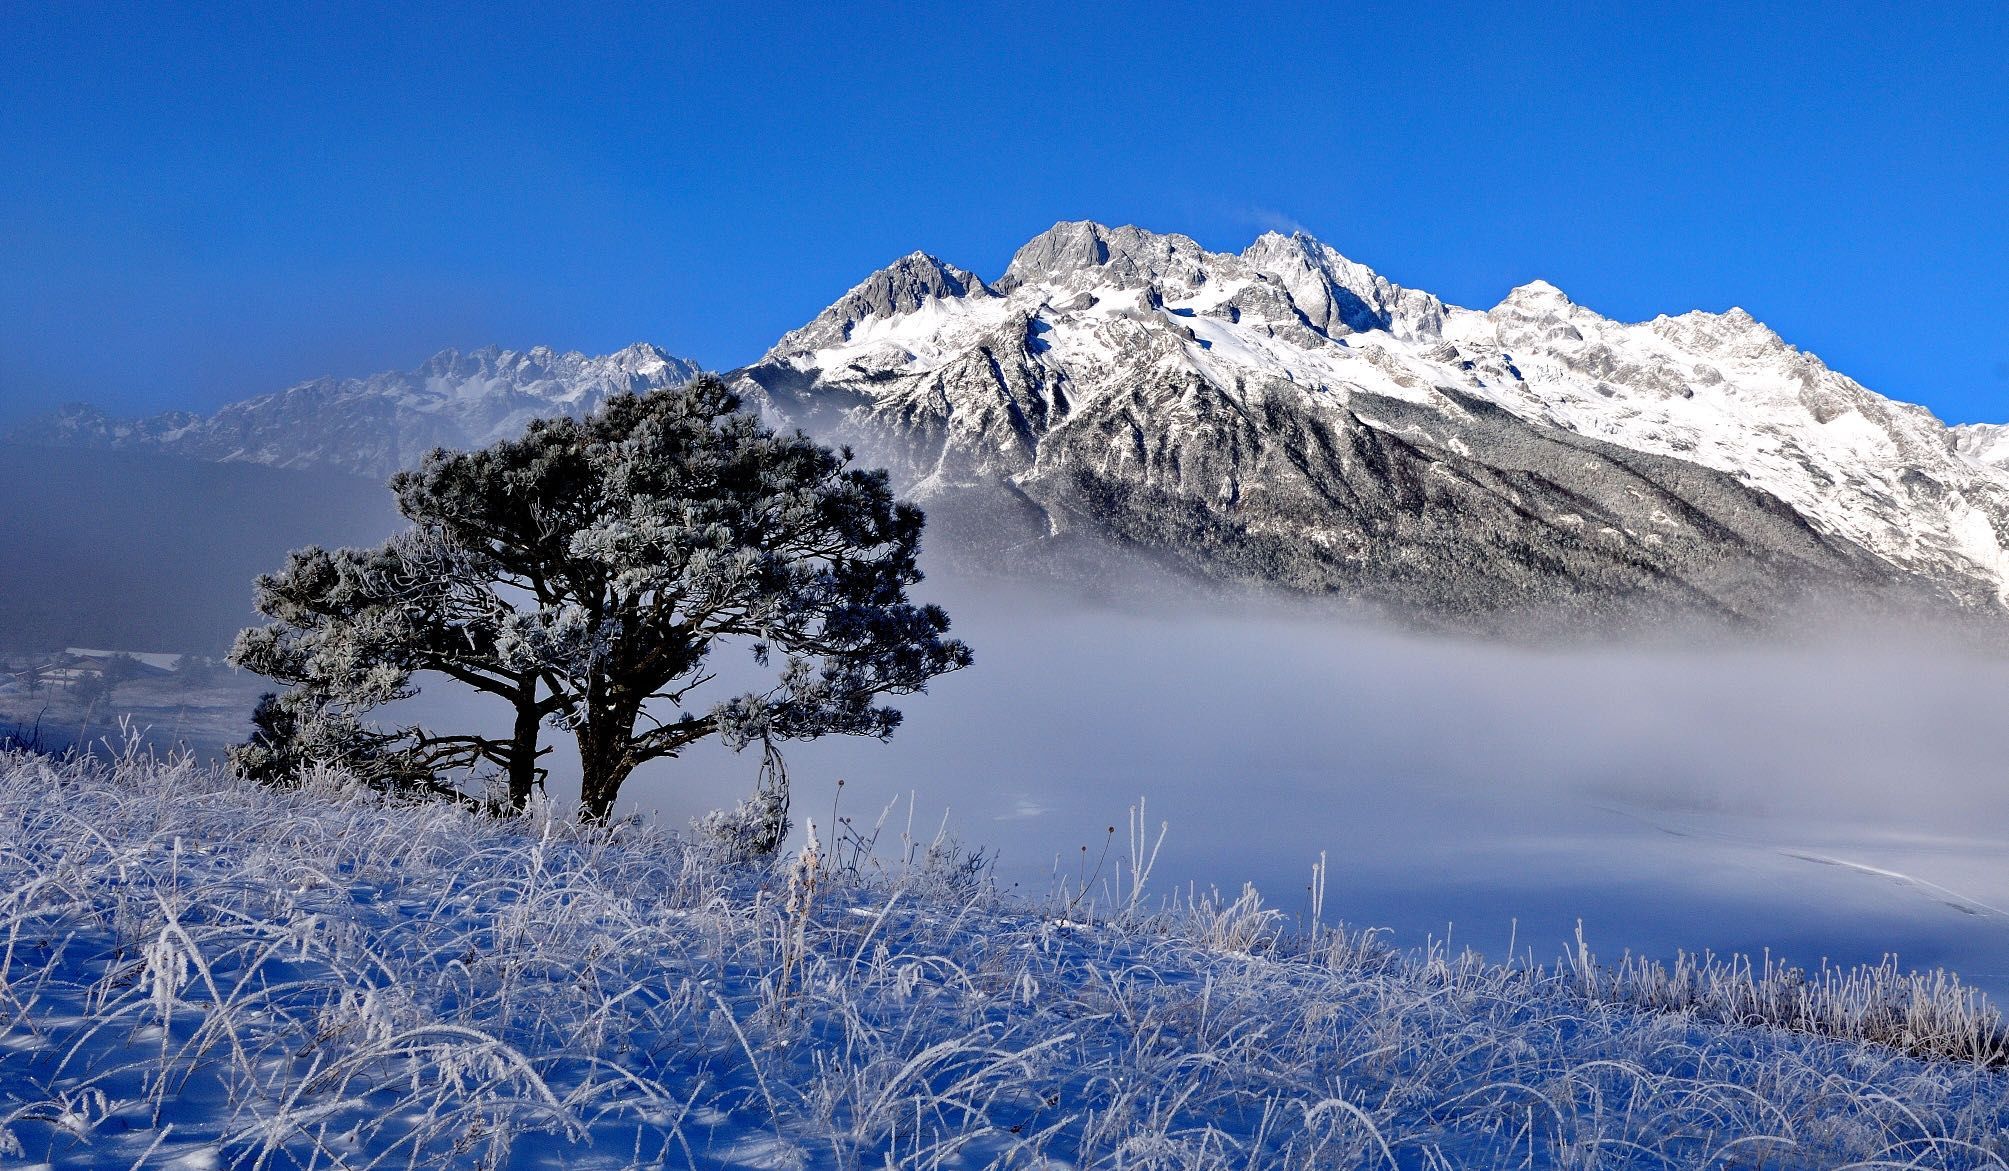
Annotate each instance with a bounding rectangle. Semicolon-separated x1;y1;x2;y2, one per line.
12;343;699;479
738;221;2009;623
18;222;2009;624
1950;422;2009;472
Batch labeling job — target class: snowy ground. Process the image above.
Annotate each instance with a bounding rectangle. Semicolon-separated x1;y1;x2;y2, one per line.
4;748;2009;1169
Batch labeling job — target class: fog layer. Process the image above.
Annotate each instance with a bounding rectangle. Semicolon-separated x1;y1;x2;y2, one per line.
0;445;402;652
599;577;2009;994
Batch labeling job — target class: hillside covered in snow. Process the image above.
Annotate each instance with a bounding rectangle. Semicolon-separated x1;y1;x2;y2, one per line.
21;221;2009;626
4;748;2008;1168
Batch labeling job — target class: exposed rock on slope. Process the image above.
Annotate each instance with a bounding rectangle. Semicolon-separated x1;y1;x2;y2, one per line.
738;221;2009;623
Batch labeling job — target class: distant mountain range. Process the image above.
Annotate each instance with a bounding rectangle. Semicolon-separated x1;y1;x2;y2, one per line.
19;220;2009;625
17;344;699;480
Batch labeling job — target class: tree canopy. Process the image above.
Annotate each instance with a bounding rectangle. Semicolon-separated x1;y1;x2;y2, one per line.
232;376;971;822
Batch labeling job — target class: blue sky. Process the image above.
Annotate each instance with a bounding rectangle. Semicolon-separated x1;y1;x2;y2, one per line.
3;2;2005;424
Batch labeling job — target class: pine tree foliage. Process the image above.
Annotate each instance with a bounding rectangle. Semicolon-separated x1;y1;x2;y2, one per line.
232;376;971;821
231;527;547;806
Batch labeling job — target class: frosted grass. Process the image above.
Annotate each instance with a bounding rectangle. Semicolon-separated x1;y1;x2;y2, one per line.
2;746;2009;1168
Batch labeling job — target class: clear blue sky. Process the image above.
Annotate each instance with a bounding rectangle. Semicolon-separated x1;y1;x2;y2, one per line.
3;3;2005;424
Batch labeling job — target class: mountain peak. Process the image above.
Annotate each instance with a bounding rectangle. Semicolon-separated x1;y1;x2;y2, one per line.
606;340;675;363
602;342;701;382
1241;228;1373;277
853;250;988;305
602;340;672;364
999;221;1213;292
10;343;700;477
1242;230;1443;340
1500;279;1571;307
1646;305;1789;357
732;218;2009;622
770;250;993;355
1004;221;1118;274
1247;227;1336;254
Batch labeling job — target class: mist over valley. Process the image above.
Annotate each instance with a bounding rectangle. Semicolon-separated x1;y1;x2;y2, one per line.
7;440;2008;997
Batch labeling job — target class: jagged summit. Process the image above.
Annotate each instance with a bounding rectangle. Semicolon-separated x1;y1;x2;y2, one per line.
738;219;2009;623
997;221;1220;292
1241;229;1445;341
775;252;992;354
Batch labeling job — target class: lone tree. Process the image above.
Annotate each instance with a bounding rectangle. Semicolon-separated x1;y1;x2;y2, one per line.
232;376;971;821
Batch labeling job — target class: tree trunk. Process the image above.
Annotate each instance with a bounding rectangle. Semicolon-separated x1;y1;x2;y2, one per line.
578;754;636;822
504;698;542;811
576;714;637;823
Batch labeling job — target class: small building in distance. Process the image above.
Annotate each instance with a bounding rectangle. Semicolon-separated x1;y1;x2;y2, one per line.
25;649;182;691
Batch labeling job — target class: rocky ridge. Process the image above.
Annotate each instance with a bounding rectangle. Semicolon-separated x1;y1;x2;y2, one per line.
19;222;2009;625
737;221;2009;623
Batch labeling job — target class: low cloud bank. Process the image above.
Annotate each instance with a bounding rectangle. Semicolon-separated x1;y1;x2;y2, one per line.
607;577;2009;989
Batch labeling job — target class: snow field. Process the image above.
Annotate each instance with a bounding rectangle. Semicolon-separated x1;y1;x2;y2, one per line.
3;748;2009;1168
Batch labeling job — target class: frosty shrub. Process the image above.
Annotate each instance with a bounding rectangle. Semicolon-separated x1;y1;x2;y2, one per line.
692;737;793;861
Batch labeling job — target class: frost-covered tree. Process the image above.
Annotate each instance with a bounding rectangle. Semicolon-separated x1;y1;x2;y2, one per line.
231;528;550;806
234;376;971;822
